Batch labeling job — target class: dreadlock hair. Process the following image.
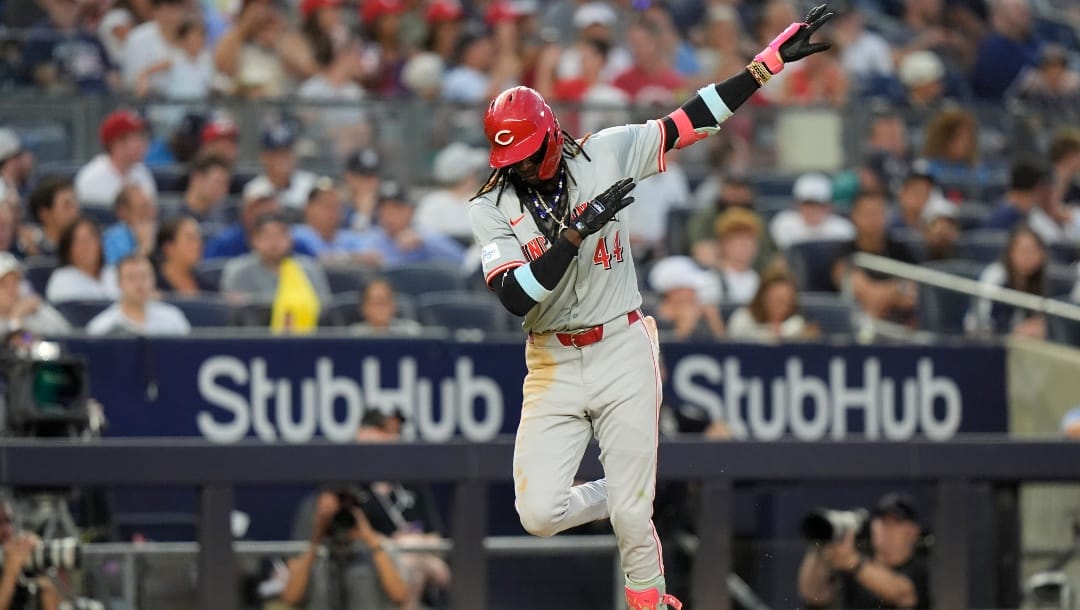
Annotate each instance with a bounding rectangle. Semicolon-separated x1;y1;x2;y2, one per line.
474;130;593;206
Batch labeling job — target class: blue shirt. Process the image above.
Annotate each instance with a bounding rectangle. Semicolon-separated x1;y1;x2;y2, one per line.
292;225;367;256
971;33;1041;100
103;223;137;265
356;227;465;268
981;200;1026;232
204;224;317;259
21;20;114;92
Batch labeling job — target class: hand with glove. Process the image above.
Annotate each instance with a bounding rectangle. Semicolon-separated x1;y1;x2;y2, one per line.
753;4;834;80
565;177;636;245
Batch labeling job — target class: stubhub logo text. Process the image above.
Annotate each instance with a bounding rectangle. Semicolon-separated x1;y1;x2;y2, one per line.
196;356;504;443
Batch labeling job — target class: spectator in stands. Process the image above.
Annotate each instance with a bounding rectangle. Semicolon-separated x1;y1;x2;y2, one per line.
971;0;1041;100
134;15;215;101
352;278;422;336
280;487;408;609
86;255;190;335
75;109;157;209
1049;129;1080;207
354;410;452;608
154;215;202;295
21;0;117;93
862;113;910;198
423;0;464;63
554;2;632;82
205;179;315;259
298;0;349;58
415;142;487;244
769;173;855;251
440;30;516;104
833;7;893;81
103;184;157;265
690;173;755;238
625;148;691;260
220;212;331;303
888;160;940;234
0;499;60;610
45;217;118;303
966;224;1049;338
534;38;629;135
798;492;930;610
982;160;1048;232
896;50;946;111
357;180;465;269
777;44;849;108
920;108;989;200
1014;44;1080;107
648;256;724;341
360;0;410;97
343;147;382;232
298;34;368;144
121;0;186;93
198;116;240;168
247;123;318;210
727;271;812;341
97;0;141;67
707;208;764;306
292;177;374;265
613;18;685;106
833;190;918;323
213;0;316;98
1061;406;1080;439
0;253;69;336
695;5;751;86
922;196;961;261
0;204;19;260
0;129;33;208
175;154;233;238
27;176;79;258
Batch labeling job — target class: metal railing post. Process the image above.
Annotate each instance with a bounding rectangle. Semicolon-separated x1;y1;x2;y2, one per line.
451;480;487;610
934;478;971;609
198;484;237;610
693;477;733;610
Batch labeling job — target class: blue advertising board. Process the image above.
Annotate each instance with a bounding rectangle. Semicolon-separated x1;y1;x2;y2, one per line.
63;337;1008;441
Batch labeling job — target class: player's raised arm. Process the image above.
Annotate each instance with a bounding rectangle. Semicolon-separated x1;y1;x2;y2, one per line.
658;4;834;153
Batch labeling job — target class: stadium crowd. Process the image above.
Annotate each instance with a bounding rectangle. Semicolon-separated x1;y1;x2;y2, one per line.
0;0;1077;342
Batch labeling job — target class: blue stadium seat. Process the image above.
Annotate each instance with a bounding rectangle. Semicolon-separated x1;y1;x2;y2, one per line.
664;208;696;257
799;293;856;335
232;302;272;327
785;240;851;292
750;174;798;198
54;299;113;328
1047;308;1080;348
1048;263;1077;298
956;230;1008;263
166;297;233;328
915;259;985;334
384;264;466;298
194;259;228;292
1050;242;1078;265
416;291;511;334
319;292;362;327
323;266;375;295
889;229;928;263
23;257;56;296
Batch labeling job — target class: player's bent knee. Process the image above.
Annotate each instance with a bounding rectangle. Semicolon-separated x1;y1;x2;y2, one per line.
516;497;562;537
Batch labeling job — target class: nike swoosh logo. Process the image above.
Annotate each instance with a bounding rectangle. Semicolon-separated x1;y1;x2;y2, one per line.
510;214;526;226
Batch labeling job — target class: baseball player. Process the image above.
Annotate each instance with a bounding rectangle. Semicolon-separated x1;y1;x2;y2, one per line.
469;6;834;608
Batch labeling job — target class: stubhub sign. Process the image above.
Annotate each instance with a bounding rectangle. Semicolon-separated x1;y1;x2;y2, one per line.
63;337;1008;441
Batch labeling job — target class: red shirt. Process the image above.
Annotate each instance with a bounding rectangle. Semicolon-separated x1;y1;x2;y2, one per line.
613;67;685;104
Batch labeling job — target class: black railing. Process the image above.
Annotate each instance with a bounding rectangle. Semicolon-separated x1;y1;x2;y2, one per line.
1;438;1078;609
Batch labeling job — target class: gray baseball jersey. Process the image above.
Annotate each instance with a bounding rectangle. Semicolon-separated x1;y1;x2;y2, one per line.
469;120;667;332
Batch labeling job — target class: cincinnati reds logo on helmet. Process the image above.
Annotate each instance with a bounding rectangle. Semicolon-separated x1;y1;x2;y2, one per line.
494;130;515;146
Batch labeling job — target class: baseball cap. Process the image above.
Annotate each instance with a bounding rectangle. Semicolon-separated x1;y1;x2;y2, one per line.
426;0;463;22
0;252;22;279
0;129;21;164
899;51;944;88
402;53;446;95
200;116;239;144
360;0;404;23
648;256;710;294
921;191;956;224
433;142;488;184
299;0;340;19
485;0;517;24
100;109;147;149
260;123;297;151
793;172;833;204
573;2;617;29
242;177;277;204
872;492;919;523
377;179;410;205
345;147;381;175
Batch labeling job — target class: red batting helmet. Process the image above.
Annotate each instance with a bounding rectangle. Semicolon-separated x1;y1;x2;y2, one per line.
484;86;564;181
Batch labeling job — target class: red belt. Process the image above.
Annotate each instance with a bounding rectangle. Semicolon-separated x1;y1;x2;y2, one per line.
554;310;642;349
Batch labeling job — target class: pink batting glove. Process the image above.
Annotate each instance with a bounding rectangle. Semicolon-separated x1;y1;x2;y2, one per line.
754;22;803;74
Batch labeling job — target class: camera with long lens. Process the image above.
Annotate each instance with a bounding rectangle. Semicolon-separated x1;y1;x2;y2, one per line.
801;508;870;544
0;337;91;439
325;489;362;558
0;537;80;575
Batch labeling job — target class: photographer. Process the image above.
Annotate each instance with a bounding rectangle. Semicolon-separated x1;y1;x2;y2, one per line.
798;493;930;609
0;501;58;610
280;489;407;609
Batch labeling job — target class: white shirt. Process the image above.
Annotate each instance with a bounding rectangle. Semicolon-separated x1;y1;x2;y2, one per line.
86;301;191;336
841;31;894;78
245;173;318;210
624;162;690;248
715;268;760;305
122;21;170;91
768;209;856;250
163;48;214;100
74;154;158;209
416;190;474;241
727;307;808;341
45;266;119;303
297;75;367;128
441;67;490;103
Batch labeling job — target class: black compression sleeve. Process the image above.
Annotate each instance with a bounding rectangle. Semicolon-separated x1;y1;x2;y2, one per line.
490;236;580;316
662;69;761;151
